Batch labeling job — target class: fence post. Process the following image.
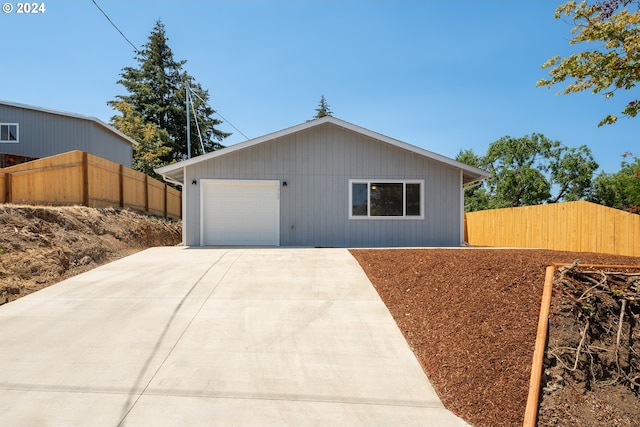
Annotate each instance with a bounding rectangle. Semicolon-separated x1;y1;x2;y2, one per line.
119;164;124;208
4;173;11;203
82;152;89;206
144;174;149;213
163;183;168;218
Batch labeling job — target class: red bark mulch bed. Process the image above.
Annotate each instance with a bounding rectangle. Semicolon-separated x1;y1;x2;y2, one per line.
350;248;640;427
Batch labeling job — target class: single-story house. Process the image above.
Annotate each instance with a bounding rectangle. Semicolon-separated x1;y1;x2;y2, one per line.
0;100;136;167
156;116;489;247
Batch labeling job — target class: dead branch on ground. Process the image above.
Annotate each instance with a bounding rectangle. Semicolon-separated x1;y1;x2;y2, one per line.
547;265;640;391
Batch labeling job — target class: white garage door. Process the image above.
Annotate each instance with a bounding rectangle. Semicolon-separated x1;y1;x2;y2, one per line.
201;180;280;246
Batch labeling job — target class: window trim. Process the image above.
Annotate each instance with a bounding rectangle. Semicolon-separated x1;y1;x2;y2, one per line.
348;179;424;220
0;123;19;143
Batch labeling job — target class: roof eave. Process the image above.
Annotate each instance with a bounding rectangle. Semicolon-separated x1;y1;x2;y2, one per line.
158;166;185;185
154;116;491;182
0;99;138;147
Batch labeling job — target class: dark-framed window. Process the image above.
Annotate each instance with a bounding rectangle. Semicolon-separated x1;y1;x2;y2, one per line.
349;180;424;219
0;124;18;143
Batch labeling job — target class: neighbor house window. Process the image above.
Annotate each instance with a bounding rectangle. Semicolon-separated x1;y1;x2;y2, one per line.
349;180;423;219
0;124;18;143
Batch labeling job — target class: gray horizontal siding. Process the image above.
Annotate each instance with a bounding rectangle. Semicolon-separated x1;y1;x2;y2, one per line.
184;122;462;247
0;104;133;167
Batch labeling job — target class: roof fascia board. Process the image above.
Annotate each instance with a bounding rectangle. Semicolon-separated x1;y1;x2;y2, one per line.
156;115;489;180
0;99;138;147
157;117;333;174
327;117;490;179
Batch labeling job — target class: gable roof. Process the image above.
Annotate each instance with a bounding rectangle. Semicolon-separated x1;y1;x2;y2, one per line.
156;116;489;185
0;100;138;147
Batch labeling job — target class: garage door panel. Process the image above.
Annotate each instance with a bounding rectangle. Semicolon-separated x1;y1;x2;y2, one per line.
201;180;279;246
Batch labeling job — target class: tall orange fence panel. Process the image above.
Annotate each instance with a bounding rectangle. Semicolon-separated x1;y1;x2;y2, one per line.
465;201;639;257
0;150;181;219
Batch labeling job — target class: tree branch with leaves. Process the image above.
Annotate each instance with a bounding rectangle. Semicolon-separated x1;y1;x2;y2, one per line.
537;0;640;126
108;100;172;180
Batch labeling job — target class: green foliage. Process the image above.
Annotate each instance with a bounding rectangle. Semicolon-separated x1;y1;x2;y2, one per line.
549;146;601;202
108;100;172;180
581;301;596;319
314;95;333;118
537;1;640;126
483;134;555;208
111;20;229;161
457;134;599;211
589;154;640;210
458;149;492;212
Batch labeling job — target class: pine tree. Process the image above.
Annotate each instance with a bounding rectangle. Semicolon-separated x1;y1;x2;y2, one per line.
314;95;333;118
111;20;229;162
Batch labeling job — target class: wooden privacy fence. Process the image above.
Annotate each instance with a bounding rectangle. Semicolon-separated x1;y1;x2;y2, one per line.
0;150;181;219
464;201;640;257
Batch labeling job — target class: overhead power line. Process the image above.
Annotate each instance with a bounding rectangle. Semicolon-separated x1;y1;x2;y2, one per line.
90;0;250;147
189;88;250;141
213;109;251;141
91;0;140;53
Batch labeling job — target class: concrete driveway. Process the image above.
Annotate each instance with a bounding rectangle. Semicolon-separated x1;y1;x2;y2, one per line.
0;247;469;426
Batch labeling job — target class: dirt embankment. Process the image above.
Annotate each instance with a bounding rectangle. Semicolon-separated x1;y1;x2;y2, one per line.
0;205;181;304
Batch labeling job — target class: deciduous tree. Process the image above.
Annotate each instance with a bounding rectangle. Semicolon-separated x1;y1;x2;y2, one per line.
108;100;171;180
457;134;599;211
537;0;640;126
589;153;640;211
457;149;492;212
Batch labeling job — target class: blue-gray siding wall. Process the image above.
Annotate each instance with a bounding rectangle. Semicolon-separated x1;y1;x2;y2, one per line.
184;122;463;247
0;105;133;167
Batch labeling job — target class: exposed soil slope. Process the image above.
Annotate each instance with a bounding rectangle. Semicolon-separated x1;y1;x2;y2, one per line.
0;205;181;304
539;265;640;427
350;249;640;427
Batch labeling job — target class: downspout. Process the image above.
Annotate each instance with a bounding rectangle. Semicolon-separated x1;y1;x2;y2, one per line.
460;170;465;246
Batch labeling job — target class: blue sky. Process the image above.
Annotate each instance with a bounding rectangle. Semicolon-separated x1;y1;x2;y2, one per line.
1;0;636;173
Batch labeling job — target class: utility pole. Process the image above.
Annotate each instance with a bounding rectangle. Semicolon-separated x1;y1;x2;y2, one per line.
185;81;191;159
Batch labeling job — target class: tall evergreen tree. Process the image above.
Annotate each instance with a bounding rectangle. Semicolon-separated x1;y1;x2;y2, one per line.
111;20;228;162
314;95;333;118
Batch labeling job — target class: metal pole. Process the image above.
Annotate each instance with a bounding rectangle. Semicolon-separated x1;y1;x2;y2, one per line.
186;81;191;159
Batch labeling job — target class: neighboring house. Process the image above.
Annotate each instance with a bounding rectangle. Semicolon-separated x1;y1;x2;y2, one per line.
0;100;136;167
157;116;489;247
